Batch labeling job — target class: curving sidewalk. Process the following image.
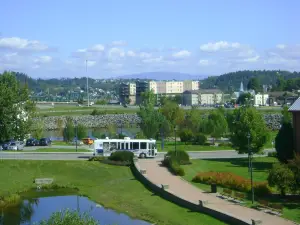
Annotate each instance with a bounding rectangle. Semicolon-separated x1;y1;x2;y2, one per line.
136;159;297;225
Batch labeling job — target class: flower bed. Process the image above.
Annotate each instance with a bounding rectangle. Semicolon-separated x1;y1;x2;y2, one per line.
192;171;271;196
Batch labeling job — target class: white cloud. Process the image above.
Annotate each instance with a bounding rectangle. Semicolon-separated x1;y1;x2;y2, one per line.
86;60;96;67
172;50;191;58
200;41;241;52
0;37;49;51
89;44;105;52
198;59;216;66
276;44;286;49
34;56;52;64
244;55;260;62
139;52;152;58
108;47;125;60
1;36;300;78
127;50;136;57
142;56;164;64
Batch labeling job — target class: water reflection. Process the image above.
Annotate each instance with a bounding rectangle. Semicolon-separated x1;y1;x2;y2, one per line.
0;195;150;225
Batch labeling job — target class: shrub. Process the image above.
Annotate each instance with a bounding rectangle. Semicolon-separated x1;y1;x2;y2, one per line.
179;128;193;143
268;151;277;157
268;163;295;196
88;156;105;161
192;133;207;145
101;159;131;166
218;142;232;147
192;171;271;194
162;158;185;176
108;151;134;163
38;209;99;225
165;150;190;165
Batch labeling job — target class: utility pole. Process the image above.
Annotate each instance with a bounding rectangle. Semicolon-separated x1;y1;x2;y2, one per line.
86;60;89;107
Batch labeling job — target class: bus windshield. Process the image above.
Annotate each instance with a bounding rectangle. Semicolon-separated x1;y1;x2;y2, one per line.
149;143;156;149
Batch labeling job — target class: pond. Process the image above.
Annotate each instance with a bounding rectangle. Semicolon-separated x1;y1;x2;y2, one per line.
0;191;151;225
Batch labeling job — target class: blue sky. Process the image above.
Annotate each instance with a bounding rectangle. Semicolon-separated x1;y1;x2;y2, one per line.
0;0;299;78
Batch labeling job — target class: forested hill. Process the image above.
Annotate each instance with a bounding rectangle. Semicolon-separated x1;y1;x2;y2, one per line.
200;70;300;91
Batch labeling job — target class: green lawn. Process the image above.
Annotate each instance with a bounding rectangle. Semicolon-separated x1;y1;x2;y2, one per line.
182;157;300;223
157;130;278;152
0;160;226;225
51;141;74;146
157;141;233;152
27;148;91;152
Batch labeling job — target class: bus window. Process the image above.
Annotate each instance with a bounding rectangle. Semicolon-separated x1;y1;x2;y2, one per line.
140;142;147;149
110;142;117;151
133;142;139;149
130;142;133;149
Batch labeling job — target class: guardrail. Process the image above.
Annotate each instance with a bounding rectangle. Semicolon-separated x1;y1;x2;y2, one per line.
131;158;253;225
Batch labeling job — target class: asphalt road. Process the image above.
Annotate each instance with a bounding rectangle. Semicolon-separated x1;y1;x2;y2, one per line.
0;149;274;161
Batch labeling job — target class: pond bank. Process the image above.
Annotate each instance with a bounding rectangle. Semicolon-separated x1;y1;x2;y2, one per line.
0;160;226;225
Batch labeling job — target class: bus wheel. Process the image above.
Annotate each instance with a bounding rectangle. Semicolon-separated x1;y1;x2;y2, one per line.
139;153;146;158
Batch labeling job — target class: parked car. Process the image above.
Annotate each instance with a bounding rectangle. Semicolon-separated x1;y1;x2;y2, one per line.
39;138;52;146
26;138;39;146
8;141;25;151
2;140;15;150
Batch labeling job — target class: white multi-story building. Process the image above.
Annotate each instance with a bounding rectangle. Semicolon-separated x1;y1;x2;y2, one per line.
149;80;199;94
199;89;223;105
129;83;136;95
254;93;269;106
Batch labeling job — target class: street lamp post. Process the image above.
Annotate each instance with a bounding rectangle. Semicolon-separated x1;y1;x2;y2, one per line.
247;132;254;204
86;60;90;107
160;127;164;151
174;125;177;156
75;120;78;152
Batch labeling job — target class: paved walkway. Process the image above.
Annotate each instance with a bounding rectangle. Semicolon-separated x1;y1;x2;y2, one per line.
137;159;297;225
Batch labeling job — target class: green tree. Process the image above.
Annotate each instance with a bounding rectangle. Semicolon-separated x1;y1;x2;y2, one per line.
236;92;252;105
183;107;202;133
229;106;269;154
138;91;165;138
32;119;44;140
160;100;185;128
268;163;295;196
275;123;294;163
0;71;35;141
179;128;193;144
63;117;75;142
247;77;261;92
76;123;87;140
56;118;64;137
205;109;228;143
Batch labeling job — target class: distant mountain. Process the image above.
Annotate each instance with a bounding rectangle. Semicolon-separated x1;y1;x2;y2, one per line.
116;72;209;80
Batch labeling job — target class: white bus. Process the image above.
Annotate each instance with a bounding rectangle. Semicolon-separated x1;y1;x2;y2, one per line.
93;137;157;158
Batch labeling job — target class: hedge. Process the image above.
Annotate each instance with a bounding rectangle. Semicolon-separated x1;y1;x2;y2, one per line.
192;171;271;196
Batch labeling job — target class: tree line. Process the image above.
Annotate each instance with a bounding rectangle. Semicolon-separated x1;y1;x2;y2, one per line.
201;70;300;92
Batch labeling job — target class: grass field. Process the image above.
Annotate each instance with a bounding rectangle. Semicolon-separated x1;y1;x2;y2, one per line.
0;160;226;225
157;130;278;152
182;157;300;223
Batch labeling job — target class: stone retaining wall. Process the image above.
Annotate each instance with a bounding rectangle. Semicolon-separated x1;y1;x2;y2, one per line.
37;113;282;131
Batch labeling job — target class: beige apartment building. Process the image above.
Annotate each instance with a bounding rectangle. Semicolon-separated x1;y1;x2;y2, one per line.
149;80;199;94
